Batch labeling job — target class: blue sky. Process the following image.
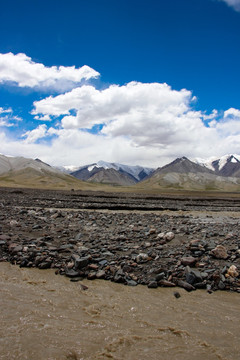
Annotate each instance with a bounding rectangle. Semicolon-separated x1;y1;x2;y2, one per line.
0;0;240;167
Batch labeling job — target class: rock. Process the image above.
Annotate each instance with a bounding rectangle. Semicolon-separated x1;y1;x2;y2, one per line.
136;253;148;263
70;277;84;282
0;235;10;241
79;283;88;290
9;244;22;254
98;259;108;266
72;255;90;269
174;291;181;299
38;260;52;269
218;280;225;290
87;272;96;280
158;280;176;287
10;220;18;226
178;280;195;292
185;272;196;285
185;266;203;285
157;232;165;239
194;282;206;289
75;233;82;241
127;280;138;286
89;263;99;270
181;256;197;266
114;269;125;283
164;232;175;241
66;261;74;269
211;245;228;259
149;228;156;234
96;270;106;279
59;244;74;252
65;268;80;278
77;246;89;252
227;265;239;278
206;284;213;293
147;281;158;288
155;272;165;281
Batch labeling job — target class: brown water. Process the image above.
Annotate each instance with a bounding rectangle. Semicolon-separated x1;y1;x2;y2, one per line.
0;263;239;360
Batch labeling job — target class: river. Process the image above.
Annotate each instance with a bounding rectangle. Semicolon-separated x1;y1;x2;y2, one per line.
0;262;239;360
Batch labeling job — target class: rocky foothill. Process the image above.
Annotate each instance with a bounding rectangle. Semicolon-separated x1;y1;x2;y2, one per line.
0;188;240;293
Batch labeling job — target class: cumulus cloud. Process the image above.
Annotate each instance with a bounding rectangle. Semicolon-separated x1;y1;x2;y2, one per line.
1;53;240;167
209;108;240;137
0;53;100;91
224;107;240;118
22;124;48;144
221;0;240;11
32;81;215;149
2;104;240;168
33;81;193;134
28;80;240;166
34;114;51;121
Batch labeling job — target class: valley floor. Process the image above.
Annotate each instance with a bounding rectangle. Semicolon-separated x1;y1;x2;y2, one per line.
0;187;240;292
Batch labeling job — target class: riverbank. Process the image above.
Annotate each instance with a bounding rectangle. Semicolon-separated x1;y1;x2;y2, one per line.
0;188;240;292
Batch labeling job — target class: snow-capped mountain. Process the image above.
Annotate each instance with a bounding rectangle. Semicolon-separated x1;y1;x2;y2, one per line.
193;154;240;177
69;160;154;184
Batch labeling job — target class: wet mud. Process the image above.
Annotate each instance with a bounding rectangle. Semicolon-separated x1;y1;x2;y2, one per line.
0;262;240;360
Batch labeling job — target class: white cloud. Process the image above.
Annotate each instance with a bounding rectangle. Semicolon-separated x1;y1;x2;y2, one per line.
33;81;193;132
2;105;240;168
22;124;48;144
0;107;12;114
0;53;100;91
32;81;214;149
221;0;240;11
224;107;240;118
34;114;51;121
0;118;13;127
27;80;240;166
0;107;22;127
1;52;240;167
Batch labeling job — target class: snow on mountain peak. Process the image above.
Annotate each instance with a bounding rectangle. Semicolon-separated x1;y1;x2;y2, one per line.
193;154;240;171
84;161;154;180
218;154;240;170
87;161;118;172
192;157;216;171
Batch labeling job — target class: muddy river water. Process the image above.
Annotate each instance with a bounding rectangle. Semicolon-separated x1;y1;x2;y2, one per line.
0;262;239;360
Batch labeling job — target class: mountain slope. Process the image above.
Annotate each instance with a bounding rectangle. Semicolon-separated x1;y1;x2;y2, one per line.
88;168;137;186
155;157;214;175
0;154;57;175
0;154;97;190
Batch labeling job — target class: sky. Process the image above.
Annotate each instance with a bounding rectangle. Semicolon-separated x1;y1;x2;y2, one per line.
0;0;240;168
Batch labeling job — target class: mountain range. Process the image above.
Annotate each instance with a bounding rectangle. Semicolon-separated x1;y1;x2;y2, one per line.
67;160;154;186
140;156;240;191
1;153;240;191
